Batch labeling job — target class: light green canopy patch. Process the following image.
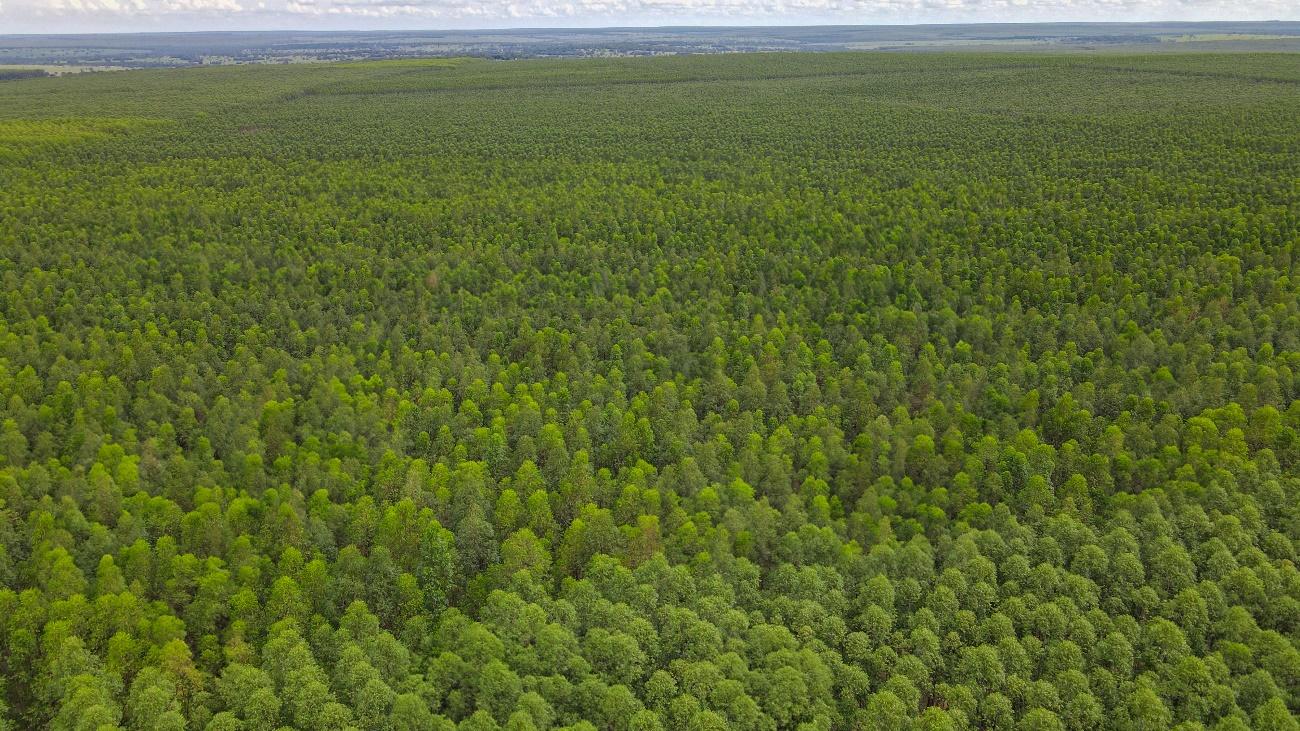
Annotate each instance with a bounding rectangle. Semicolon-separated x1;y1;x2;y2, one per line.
0;117;164;156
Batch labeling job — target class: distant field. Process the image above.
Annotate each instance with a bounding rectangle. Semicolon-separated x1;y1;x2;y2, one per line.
2;21;1299;66
1162;34;1299;42
0;63;129;75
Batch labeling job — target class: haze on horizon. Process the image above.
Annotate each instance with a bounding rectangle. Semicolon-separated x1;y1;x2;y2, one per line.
2;0;1296;36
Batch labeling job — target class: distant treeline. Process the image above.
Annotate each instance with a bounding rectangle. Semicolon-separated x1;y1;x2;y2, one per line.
0;69;50;81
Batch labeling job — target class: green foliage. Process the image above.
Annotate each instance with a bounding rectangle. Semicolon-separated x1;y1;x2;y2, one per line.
0;50;1298;729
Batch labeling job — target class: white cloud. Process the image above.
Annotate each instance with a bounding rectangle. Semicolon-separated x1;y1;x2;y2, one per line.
0;0;1295;33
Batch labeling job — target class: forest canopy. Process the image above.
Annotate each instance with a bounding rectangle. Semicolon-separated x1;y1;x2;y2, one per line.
0;52;1298;730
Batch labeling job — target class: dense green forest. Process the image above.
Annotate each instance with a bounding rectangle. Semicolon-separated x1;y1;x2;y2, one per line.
1;52;1299;730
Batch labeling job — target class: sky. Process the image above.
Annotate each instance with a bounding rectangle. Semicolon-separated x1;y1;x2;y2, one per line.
1;0;1296;34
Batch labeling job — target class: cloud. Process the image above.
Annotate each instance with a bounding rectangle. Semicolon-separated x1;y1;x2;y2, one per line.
1;0;1295;33
45;0;243;11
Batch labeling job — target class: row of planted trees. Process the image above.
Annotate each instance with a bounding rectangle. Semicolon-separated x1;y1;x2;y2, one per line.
0;50;1298;730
